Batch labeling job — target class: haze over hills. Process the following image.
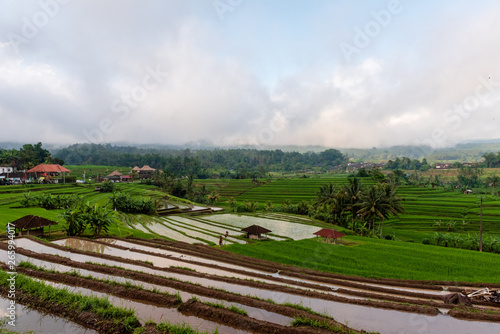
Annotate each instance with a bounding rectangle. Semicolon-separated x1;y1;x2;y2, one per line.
3;140;500;164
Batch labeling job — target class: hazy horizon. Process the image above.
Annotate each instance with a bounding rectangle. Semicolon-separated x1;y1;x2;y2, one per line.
1;1;499;149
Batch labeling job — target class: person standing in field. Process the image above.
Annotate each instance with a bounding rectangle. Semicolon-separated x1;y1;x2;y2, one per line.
225;231;228;238
219;236;223;247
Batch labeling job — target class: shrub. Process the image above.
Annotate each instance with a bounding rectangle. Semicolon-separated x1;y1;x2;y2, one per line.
100;180;115;193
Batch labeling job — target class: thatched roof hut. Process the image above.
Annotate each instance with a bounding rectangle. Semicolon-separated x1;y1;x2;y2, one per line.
241;225;271;240
9;215;58;236
313;228;346;244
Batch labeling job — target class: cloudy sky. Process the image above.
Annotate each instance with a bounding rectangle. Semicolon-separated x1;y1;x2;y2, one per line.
1;0;499;149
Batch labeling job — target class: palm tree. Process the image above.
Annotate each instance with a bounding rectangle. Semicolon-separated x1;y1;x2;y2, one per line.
486;174;500;196
315;183;338;207
343;177;363;230
264;200;274;212
356;183;404;237
207;191;220;205
226;197;237;212
356;184;384;236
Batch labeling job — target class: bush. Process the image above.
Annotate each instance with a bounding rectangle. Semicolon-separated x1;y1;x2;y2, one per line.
100;180;115;193
110;192;155;214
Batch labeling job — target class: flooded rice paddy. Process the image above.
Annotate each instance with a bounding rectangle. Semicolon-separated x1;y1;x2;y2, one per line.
0;296;97;334
4;237;500;334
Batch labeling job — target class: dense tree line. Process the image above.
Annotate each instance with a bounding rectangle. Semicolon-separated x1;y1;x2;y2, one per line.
0;142;63;170
385;157;430;171
311;178;404;237
54;143;348;178
482;152;500;168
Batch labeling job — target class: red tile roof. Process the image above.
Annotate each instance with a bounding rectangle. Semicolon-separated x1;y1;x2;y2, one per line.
27;164;70;173
313;228;346;239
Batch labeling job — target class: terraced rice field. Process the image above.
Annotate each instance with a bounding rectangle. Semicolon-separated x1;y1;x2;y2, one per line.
2;236;500;334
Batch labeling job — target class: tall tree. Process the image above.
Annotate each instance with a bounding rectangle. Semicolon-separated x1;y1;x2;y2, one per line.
343;177;363;230
356;183;404;237
486;174;500;196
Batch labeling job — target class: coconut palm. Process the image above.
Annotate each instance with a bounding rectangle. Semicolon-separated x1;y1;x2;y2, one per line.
356;183;404;237
226;197;237;212
486;174;500;196
207;191;220;204
343;177;363;230
315;183;338;207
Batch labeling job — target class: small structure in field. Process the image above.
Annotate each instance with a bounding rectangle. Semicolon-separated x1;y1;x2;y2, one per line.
241;225;271;240
104;170;123;181
27;164;70;183
314;228;346;244
9;215;58;236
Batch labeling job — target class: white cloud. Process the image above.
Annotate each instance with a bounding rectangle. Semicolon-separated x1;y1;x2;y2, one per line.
0;1;499;149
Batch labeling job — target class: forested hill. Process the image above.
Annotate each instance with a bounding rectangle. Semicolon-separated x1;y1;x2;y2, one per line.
53;143;347;177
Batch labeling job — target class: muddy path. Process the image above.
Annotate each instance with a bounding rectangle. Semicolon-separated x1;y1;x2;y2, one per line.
1;264;357;334
1;243;362;333
108;237;500;311
8;238;445;316
6;237;500;328
68;237;452;304
128;237;500;290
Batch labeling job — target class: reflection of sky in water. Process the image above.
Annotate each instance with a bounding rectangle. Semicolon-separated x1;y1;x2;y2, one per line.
3;241;500;334
0;296;97;334
167;216;245;244
205;214;319;240
38;281;249;334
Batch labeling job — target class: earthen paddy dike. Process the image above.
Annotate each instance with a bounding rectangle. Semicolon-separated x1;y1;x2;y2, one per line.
2;237;500;334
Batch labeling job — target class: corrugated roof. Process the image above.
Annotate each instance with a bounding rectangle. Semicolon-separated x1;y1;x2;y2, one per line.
313;228;346;239
10;215;58;230
27;164;70;173
241;225;272;234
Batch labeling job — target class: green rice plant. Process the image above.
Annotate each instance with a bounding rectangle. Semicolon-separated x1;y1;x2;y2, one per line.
175;291;183;304
156;321;218;334
228;305;248;316
170;266;196;272
0;271;139;329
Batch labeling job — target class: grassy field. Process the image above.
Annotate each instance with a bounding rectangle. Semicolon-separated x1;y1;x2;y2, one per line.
225;237;500;283
2;172;500;283
0;182;164;238
193;177;500;242
65;165;133;180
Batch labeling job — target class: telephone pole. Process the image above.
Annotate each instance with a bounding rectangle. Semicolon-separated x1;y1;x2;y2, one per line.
479;196;484;252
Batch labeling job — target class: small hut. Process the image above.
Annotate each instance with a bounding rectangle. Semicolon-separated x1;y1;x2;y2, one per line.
313;228;346;244
241;225;271;240
104;170;122;181
9;215;58;236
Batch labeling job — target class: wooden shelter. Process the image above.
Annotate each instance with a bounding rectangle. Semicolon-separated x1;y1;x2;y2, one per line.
314;228;346;244
241;225;271;240
104;170;123;181
9;215;58;236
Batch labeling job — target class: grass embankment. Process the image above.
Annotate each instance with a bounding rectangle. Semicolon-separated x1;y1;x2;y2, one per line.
225;237;500;283
0;182;166;239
